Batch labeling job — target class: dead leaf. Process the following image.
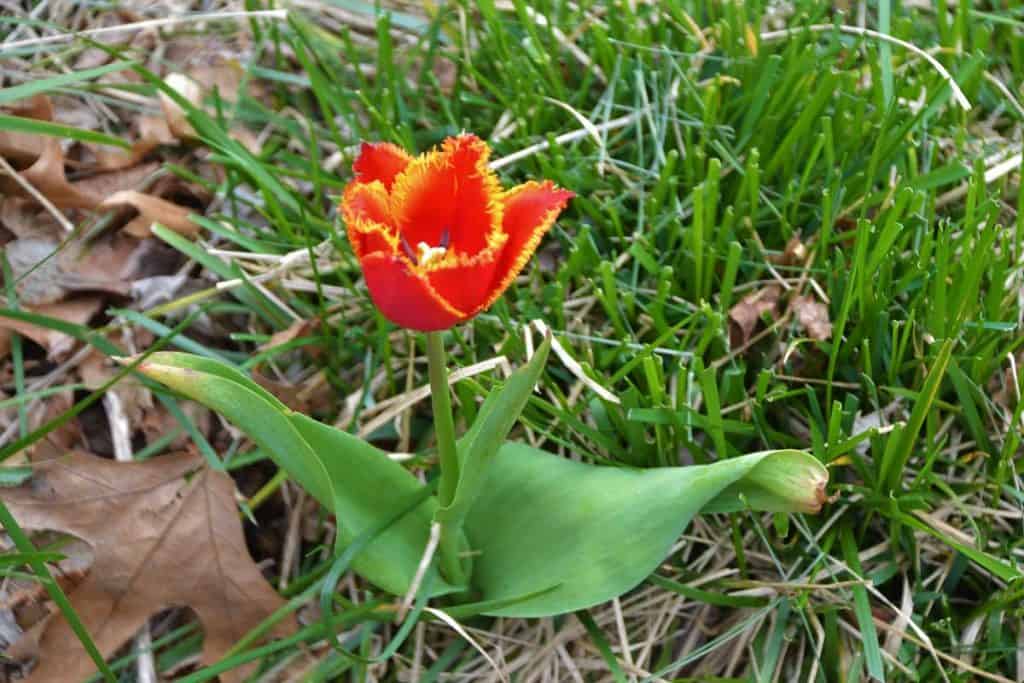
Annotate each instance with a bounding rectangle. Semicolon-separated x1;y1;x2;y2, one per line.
258;318;321;354
159;73;204;139
0;96;99;210
254;370;332;414
0;198;64;240
793;295;832;341
5;237;132;305
100;190;199;238
0;297;103;359
728;285;781;347
91;117;175;171
71;161;160;200
778;235;807;266
0;97;50;165
157;66;260;152
1;451;294;683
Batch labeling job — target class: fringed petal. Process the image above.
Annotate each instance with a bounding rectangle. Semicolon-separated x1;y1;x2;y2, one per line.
482;181;573;309
391;134;504;257
353;142;412;190
361;253;467;331
426;237;507;316
341;181;397;258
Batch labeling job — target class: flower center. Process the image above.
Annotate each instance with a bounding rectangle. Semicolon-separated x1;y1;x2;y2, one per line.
416;241;447;266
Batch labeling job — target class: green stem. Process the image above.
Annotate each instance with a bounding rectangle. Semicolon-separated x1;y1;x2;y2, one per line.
425;331;466;587
426;332;459;507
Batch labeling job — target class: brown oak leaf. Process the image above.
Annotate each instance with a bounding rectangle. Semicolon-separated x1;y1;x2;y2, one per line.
1;451;294;683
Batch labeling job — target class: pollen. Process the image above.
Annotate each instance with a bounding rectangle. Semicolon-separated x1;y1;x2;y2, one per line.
417;241;448;266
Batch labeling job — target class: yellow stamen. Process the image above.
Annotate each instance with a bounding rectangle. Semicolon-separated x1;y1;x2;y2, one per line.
417;241;447;266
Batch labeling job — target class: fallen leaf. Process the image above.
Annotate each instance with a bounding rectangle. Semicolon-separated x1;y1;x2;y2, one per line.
777;235;807;266
91;117;175;170
5;237;132;305
258;318;321;354
1;451;294;683
157;66;261;152
5;98;100;210
100;190;199;238
0;297;104;359
159;73;204;139
254;370;333;414
728;285;781;347
0;97;49;165
793;295;832;341
71;161;160;200
0;198;64;239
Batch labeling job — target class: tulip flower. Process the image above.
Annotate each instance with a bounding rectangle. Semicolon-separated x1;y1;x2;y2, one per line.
341;134;573;331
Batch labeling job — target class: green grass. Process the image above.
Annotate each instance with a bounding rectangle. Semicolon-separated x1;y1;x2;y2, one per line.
3;0;1024;680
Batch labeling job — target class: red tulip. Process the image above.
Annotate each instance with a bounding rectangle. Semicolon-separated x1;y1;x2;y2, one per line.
341;134;573;331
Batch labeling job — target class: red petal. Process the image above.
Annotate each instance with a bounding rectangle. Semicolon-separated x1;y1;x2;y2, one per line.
341;181;397;258
482;181;573;309
361;253;467;331
391;134;503;257
426;244;505;316
353;142;412;190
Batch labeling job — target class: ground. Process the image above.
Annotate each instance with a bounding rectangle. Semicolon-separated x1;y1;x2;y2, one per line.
0;0;1023;681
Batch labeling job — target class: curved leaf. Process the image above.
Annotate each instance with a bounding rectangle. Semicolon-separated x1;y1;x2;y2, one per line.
463;445;827;617
440;335;551;527
134;352;456;596
287;412;460;595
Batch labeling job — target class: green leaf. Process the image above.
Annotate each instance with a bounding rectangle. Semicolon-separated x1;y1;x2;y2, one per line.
0;113;129;149
287;412;460;596
463;445;828;617
0;60;136;105
133;352;458;596
439;334;552;527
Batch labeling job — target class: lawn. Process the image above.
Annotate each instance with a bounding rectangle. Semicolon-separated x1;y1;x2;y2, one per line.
0;1;1022;681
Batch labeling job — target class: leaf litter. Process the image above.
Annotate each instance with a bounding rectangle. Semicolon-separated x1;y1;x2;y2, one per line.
0;449;294;683
0;23;297;681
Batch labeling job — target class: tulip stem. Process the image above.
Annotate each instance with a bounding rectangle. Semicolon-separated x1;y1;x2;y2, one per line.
426;332;460;507
425;331;467;587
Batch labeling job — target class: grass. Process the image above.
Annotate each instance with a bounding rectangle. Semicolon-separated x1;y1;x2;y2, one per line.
2;0;1024;680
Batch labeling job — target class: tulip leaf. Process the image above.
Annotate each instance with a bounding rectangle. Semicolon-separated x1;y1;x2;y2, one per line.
438;335;552;528
134;352;456;596
462;444;828;617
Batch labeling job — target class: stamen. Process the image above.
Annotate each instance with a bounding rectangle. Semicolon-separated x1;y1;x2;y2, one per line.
399;235;417;262
439;227;451;249
417;242;447;266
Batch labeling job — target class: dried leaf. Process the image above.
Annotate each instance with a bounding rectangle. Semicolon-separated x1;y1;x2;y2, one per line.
1;451;294;683
728;285;781;347
72;161;160;199
793;295;832;341
6;237;132;305
258;318;320;354
99;190;199;238
91;118;175;171
7;99;100;210
254;370;333;414
159;73;204;139
157;66;259;152
780;235;807;266
0;297;103;359
0;97;49;165
0;198;63;239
